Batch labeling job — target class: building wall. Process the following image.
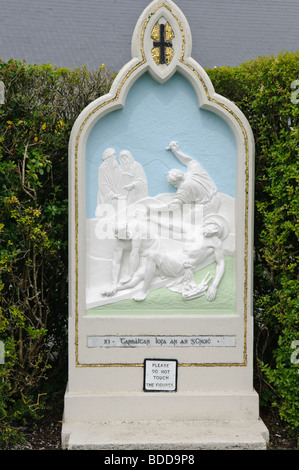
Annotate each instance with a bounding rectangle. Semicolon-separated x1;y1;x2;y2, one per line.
0;0;298;71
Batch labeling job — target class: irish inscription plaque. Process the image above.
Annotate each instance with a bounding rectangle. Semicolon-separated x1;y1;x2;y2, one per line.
87;335;236;348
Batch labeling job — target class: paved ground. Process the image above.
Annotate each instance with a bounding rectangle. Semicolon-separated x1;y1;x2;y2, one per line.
8;406;297;451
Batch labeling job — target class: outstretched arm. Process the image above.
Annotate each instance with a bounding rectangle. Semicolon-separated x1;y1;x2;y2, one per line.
166;141;193;166
206;240;225;301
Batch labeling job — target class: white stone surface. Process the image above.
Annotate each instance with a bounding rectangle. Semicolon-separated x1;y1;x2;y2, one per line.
63;0;268;450
62;419;269;450
62;389;262;422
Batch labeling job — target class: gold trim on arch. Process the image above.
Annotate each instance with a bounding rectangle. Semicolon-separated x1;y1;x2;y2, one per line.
73;3;249;368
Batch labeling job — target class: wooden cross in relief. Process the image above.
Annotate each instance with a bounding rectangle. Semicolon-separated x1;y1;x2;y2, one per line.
153;23;172;64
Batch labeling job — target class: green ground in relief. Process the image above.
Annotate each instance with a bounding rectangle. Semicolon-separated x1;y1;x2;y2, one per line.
86;256;236;316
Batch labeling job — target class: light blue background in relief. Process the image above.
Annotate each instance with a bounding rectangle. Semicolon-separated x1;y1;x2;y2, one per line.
86;72;236;219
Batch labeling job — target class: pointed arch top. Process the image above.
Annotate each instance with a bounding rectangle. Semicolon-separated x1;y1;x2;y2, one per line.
70;0;254;159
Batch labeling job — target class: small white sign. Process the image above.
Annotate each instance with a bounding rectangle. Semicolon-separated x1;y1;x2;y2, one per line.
144;358;178;392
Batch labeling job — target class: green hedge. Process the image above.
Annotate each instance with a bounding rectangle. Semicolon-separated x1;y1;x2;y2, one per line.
0;59;114;447
207;51;299;437
0;52;298;447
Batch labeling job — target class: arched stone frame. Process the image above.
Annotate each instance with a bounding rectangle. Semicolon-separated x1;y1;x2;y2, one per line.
68;0;254;367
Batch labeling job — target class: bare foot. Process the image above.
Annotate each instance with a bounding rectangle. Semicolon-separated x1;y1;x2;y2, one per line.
102;286;117;296
133;291;148;301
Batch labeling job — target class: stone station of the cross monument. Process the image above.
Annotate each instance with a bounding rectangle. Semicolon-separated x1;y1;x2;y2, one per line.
61;0;269;450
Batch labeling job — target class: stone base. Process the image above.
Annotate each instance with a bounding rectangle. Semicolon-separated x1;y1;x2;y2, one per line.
61;419;269;450
61;388;269;450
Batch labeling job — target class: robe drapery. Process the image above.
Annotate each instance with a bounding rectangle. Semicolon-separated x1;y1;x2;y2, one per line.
118;151;148;205
174;159;218;205
97;150;148;211
97;159;122;208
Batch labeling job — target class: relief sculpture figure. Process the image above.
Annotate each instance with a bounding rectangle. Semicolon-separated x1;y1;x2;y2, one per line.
164;141;219;212
97;148;125;209
118;150;148;205
106;214;228;302
101;219;160;297
90;142;234;309
97;148;148;213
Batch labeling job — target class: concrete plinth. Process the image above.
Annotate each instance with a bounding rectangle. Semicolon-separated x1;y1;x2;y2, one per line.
62;419;269;450
61;388;269;450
